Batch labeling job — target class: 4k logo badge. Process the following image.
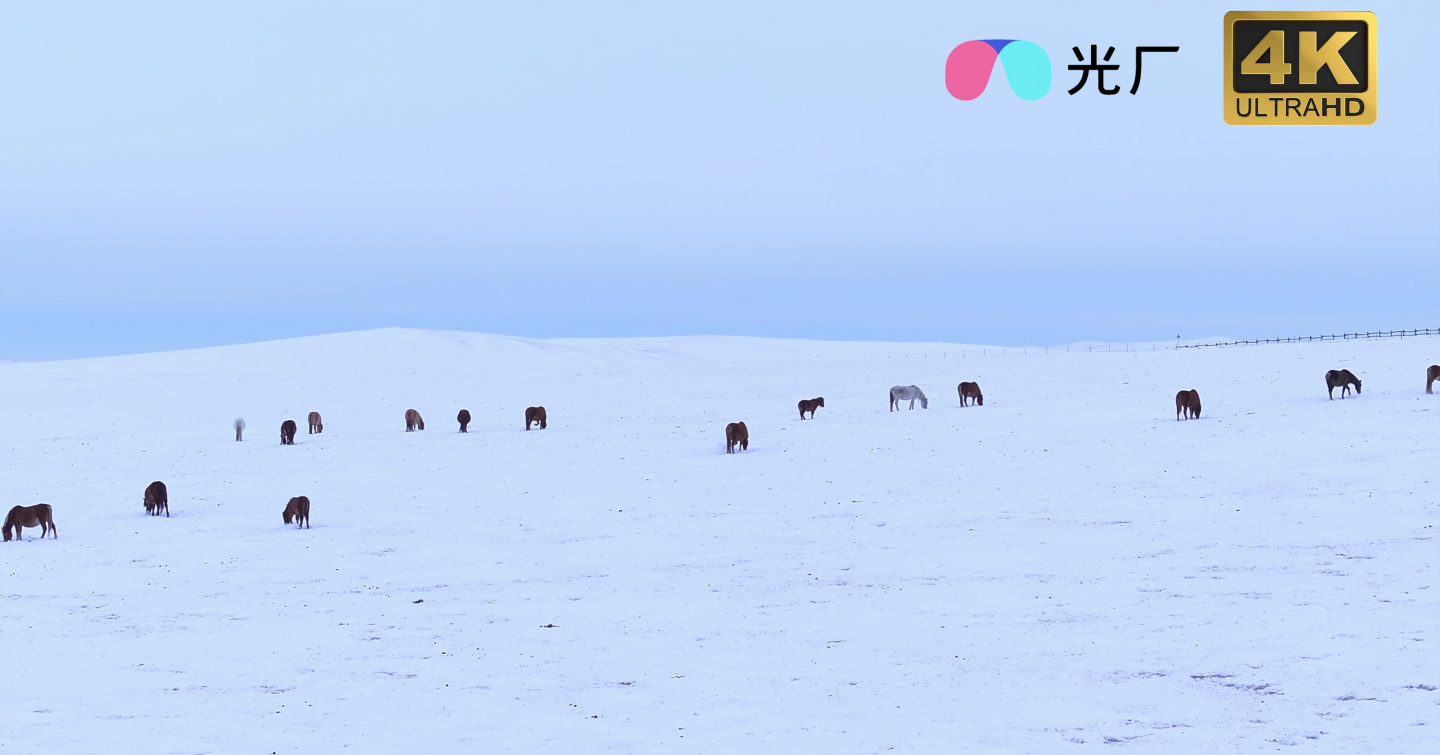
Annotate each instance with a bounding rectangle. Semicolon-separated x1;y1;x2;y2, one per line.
1224;11;1376;125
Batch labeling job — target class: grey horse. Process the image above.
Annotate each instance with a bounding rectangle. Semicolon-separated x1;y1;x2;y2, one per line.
889;385;928;411
234;417;246;441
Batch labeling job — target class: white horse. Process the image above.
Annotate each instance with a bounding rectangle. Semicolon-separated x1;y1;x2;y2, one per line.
889;385;928;411
234;417;246;441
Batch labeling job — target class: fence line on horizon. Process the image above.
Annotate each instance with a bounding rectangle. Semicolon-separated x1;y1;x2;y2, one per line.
1174;328;1438;349
897;328;1438;360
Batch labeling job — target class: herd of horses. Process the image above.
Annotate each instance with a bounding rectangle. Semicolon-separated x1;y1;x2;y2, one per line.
3;364;1437;542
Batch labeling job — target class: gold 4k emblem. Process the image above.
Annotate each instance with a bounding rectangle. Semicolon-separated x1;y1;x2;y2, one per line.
1224;11;1376;125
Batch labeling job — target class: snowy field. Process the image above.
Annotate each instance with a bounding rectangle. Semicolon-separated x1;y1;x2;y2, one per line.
0;328;1435;753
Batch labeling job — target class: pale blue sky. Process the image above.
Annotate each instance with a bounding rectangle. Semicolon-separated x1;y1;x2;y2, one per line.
2;0;1436;359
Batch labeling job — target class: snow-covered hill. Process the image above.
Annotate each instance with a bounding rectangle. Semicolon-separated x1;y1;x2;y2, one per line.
1;329;1435;752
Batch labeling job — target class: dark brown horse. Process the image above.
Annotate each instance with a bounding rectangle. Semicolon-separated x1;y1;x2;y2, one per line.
1428;365;1440;394
144;480;169;517
1175;389;1201;420
308;411;323;434
525;406;547;430
1325;369;1361;399
283;496;311;529
457;409;472;432
4;504;56;541
280;419;298;445
797;397;824;419
725;421;749;454
957;382;983;406
405;409;425;431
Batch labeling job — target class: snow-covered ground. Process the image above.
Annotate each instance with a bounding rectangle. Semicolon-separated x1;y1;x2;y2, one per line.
0;328;1435;753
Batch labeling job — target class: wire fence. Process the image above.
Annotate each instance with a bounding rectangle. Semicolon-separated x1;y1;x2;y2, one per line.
1175;328;1438;349
898;328;1437;359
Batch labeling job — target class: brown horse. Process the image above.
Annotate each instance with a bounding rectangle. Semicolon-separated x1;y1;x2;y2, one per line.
797;397;824;419
4;504;57;541
1325;369;1361;400
457;409;471;432
1428;365;1440;394
957;382;983;407
283;496;311;529
308;411;323;434
525;406;547;430
725;421;749;454
406;409;425;431
1175;389;1201;420
144;480;169;517
280;419;298;445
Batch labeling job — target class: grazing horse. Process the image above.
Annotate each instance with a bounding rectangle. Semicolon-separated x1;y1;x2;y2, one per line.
889;385;928;411
405;409;425;431
1175;389;1202;420
280;420;298;445
457;409;471;432
234;417;246;441
282;496;311;529
957;382;983;407
144;480;169;517
1325;369;1362;399
3;504;57;541
1428;365;1440;394
308;412;323;434
725;421;749;453
797;397;824;419
525;406;547;430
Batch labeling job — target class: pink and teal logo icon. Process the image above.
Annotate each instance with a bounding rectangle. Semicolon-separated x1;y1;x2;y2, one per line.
945;40;1052;101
